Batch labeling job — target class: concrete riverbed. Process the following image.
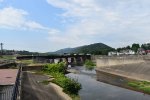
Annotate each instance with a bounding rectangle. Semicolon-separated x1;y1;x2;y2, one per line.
21;71;71;100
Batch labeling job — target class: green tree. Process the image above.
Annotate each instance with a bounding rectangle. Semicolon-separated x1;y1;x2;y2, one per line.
126;45;131;49
131;43;140;52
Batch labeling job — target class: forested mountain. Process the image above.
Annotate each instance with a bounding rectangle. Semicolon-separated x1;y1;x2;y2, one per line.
51;43;114;55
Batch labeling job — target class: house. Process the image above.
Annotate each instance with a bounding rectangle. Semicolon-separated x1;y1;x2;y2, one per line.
137;48;146;55
146;50;150;54
108;51;117;56
108;49;135;56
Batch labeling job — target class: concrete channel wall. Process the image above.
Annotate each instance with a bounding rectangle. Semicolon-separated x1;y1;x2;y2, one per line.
95;55;150;94
22;65;44;71
96;56;145;68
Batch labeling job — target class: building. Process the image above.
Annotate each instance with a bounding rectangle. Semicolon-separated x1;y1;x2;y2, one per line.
108;49;135;56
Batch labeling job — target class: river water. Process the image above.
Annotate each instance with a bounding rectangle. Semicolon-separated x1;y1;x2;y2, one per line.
66;66;150;100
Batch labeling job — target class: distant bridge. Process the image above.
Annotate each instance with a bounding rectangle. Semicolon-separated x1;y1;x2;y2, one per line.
16;55;91;66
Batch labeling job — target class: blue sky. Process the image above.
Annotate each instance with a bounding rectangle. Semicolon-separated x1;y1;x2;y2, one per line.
0;0;150;52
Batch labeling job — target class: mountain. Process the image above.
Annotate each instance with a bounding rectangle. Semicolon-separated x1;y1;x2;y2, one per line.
52;48;75;54
50;43;114;55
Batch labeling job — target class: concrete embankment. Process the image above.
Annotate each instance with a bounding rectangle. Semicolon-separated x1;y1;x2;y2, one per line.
96;56;144;67
22;64;44;71
95;56;150;94
21;64;72;100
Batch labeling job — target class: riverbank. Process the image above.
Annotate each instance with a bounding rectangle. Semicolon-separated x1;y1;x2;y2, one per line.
96;62;150;95
67;66;150;100
21;71;72;100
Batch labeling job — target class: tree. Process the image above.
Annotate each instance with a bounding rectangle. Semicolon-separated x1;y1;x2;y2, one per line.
126;45;131;49
141;44;147;50
141;43;150;50
131;43;140;52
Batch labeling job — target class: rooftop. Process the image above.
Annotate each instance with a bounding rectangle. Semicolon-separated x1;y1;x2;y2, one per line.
0;69;18;85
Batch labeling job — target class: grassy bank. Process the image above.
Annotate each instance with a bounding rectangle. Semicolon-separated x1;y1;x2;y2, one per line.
128;81;150;94
42;62;81;99
0;55;15;60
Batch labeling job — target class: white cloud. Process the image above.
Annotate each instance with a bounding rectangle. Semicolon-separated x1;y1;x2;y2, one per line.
47;0;150;48
47;0;101;17
0;7;48;31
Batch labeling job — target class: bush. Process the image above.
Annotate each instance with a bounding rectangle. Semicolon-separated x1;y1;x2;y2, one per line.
84;60;95;70
63;78;82;95
43;62;66;74
42;63;82;95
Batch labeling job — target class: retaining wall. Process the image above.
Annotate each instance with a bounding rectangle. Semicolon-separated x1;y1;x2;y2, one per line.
22;64;44;71
96;56;145;67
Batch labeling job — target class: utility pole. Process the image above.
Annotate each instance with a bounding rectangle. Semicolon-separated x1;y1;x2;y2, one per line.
0;43;3;55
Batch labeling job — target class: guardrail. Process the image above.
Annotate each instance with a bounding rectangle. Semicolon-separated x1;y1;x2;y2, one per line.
11;63;22;100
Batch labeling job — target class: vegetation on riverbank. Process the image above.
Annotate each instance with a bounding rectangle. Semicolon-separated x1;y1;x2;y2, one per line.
42;62;82;98
0;55;15;60
84;60;95;70
128;81;150;94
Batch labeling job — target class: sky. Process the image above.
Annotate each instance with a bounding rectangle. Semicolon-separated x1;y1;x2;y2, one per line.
0;0;150;52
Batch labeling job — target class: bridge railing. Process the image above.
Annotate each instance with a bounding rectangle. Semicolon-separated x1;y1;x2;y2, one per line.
11;63;22;100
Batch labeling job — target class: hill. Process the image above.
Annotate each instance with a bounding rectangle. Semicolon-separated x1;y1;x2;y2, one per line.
50;43;114;55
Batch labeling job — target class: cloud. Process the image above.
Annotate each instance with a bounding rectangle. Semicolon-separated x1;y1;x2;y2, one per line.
47;0;150;48
0;7;48;31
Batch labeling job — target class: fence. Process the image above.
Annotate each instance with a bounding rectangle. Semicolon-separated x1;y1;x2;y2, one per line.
11;63;22;100
0;85;14;100
0;63;22;100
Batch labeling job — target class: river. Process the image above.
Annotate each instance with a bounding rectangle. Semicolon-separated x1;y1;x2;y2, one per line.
66;66;150;100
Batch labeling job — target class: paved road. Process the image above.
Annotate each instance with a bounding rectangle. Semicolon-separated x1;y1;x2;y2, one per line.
21;71;71;100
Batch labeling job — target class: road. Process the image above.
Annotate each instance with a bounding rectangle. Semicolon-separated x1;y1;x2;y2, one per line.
21;71;71;100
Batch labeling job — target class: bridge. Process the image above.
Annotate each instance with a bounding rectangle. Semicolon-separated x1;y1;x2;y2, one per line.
17;55;91;66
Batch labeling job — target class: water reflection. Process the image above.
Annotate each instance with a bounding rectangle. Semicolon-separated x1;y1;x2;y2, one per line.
66;66;150;100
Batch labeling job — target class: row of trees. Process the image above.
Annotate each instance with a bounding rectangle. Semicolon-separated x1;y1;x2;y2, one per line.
2;50;40;55
117;43;150;52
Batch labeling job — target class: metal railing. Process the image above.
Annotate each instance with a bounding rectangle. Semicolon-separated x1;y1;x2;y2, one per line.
11;63;22;100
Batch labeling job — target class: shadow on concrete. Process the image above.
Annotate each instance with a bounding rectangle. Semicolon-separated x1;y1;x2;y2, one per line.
21;68;68;100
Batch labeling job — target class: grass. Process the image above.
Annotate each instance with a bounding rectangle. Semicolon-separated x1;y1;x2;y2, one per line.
128;81;150;94
42;63;82;99
0;55;15;60
84;60;95;70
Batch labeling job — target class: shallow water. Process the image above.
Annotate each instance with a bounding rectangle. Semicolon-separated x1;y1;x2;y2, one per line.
66;66;150;100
